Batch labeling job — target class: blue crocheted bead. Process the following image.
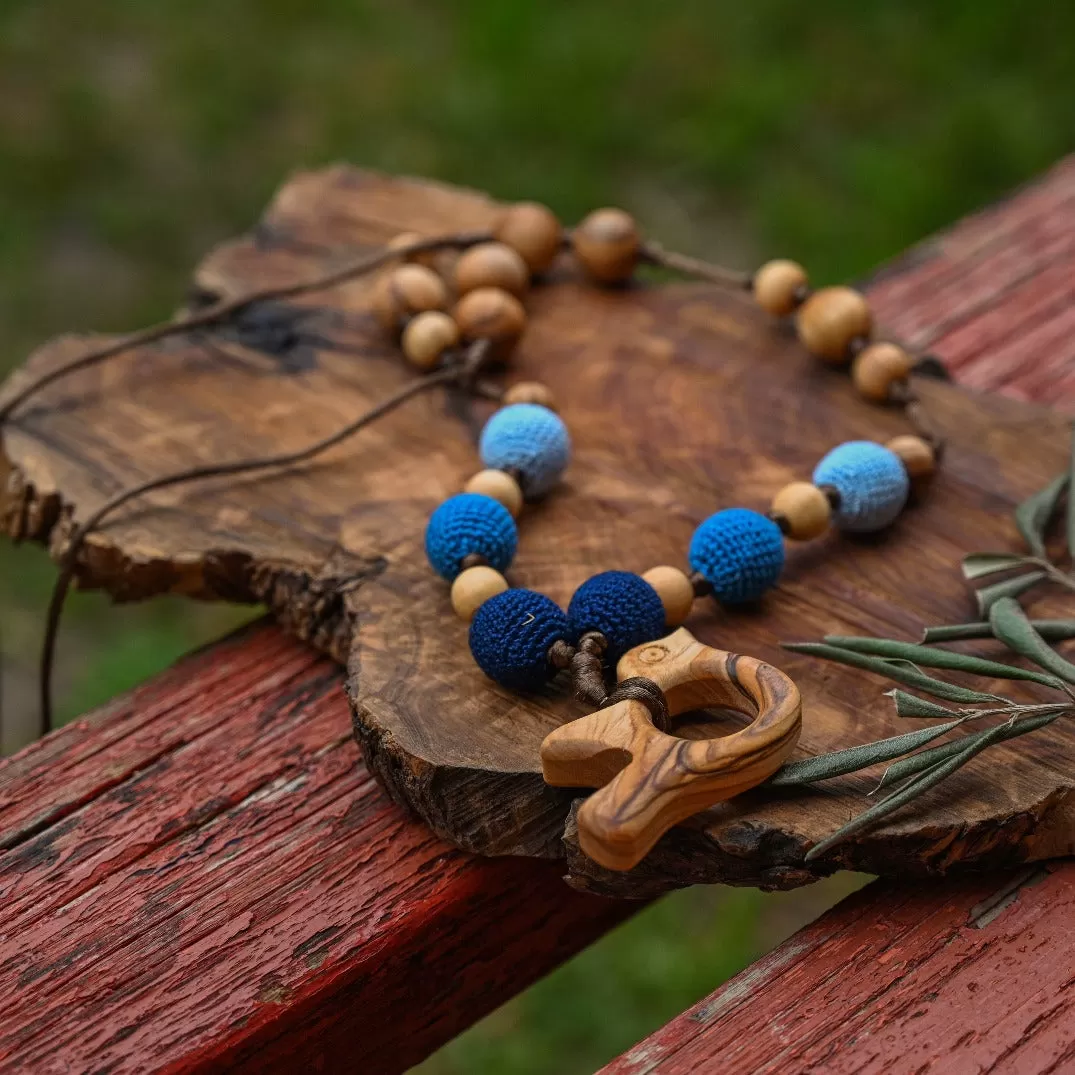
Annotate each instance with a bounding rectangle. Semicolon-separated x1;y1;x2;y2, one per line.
478;403;571;498
469;588;569;691
425;493;517;581
567;571;668;662
688;508;785;604
812;440;910;533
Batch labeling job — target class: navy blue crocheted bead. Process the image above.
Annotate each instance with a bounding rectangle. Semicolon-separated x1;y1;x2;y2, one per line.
567;571;667;662
469;588;569;691
425;492;517;581
479;403;571;498
689;508;785;604
813;440;910;533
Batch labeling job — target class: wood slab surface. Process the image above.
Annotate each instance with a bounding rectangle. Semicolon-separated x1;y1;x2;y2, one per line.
4;161;1075;896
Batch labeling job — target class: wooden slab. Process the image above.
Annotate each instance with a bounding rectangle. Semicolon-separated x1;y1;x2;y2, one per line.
0;622;632;1073
4;164;1075;896
602;861;1075;1074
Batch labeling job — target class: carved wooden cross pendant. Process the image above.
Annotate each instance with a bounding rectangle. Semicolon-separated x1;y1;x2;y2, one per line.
541;628;802;872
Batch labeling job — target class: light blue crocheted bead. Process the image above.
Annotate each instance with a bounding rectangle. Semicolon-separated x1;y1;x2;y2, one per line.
812;441;910;533
478;403;571;498
425;493;517;581
688;508;785;604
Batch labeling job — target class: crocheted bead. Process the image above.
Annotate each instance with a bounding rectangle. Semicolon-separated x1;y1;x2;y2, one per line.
469;588;569;691
424;493;517;581
479;403;571;498
689;508;785;604
813;441;910;533
567;571;668;662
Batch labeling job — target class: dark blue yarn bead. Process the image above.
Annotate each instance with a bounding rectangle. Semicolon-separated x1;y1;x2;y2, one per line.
689;508;785;604
567;570;667;662
469;588;569;691
425;492;517;581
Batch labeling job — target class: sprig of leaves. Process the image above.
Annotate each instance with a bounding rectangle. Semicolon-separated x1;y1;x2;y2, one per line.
775;423;1075;862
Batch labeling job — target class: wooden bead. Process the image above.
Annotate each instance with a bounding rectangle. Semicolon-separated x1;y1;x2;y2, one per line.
852;342;915;402
401;311;460;370
494;202;563;274
886;435;936;481
464;469;523;517
573;208;640;284
770;482;831;541
387;231;439;269
642;566;695;626
453;287;527;355
796;286;872;364
454;242;530;298
503;381;556;412
374;264;448;332
753;259;809;317
451;565;509;622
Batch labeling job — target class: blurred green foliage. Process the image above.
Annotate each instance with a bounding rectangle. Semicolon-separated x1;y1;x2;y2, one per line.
0;0;1071;1068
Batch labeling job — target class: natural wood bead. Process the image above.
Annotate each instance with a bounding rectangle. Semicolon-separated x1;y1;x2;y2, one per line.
453;287;527;355
464;469;523;517
401;311;460;370
771;482;831;541
503;381;556;411
887;435;936;481
573;208;640;284
387;231;439;269
642;566;695;626
450;565;509;622
753;259;809;317
796;286;872;364
454;242;530;298
374;264;449;333
495;202;563;274
852;342;915;402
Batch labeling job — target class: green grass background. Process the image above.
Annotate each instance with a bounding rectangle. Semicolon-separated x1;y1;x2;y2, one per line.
0;2;1071;1069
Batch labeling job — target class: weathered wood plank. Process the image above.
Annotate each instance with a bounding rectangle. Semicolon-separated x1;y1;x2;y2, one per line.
601;861;1075;1074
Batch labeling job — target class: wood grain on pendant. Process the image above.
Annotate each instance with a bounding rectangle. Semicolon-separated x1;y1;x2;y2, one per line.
4;164;1075;895
542;628;801;871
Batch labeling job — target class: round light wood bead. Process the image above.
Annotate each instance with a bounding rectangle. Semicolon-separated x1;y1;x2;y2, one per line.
642;565;695;626
796;286;872;364
454;242;530;298
886;435;936;482
753;259;809;317
495;202;563;274
573;208;640;284
451;565;509;622
464;468;524;517
852;342;914;402
453;287;527;355
374;264;449;332
770;482;831;541
401;310;460;370
503;381;556;412
387;231;439;268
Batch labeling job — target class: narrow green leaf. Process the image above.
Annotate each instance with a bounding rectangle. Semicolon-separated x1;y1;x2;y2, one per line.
922;619;1075;644
768;719;966;786
975;571;1047;617
1068;424;1075;560
782;642;1006;703
961;553;1029;581
1014;473;1067;557
805;718;1019;862
822;636;1061;688
989;598;1075;684
875;710;1064;790
888;690;956;719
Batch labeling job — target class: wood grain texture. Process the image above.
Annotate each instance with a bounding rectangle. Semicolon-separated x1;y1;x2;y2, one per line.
602;861;1075;1075
4;163;1075;896
0;622;631;1073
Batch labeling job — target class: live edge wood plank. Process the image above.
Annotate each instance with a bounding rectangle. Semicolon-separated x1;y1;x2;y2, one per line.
602;861;1075;1075
0;622;631;1074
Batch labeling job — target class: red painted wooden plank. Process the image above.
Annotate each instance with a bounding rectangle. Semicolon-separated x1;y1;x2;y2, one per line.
601;862;1075;1075
0;624;632;1073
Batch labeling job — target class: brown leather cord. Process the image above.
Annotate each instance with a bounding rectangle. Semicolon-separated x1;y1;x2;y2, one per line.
640;242;752;290
601;676;671;733
570;632;609;707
